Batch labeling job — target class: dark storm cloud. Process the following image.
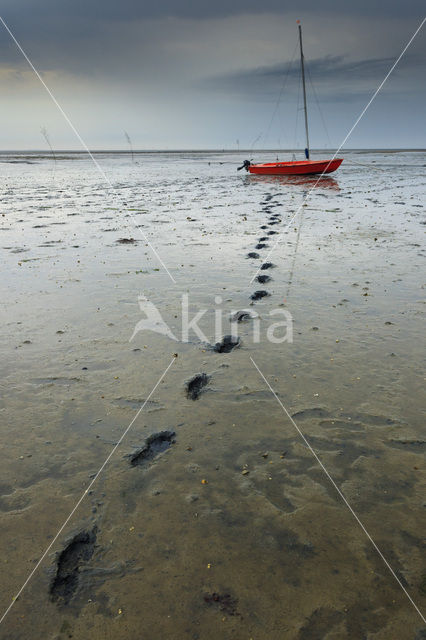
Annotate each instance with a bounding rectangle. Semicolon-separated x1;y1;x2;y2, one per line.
0;1;424;76
0;0;424;149
201;53;423;100
2;0;425;24
0;0;424;55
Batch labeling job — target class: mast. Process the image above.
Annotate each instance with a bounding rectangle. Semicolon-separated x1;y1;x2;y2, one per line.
297;21;310;159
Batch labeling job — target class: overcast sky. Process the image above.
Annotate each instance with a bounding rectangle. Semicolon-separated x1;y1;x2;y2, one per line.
0;1;424;150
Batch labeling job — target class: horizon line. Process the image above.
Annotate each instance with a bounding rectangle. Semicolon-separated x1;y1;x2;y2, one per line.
0;147;425;154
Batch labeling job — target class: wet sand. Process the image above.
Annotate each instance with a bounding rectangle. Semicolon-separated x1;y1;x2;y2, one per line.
0;150;425;639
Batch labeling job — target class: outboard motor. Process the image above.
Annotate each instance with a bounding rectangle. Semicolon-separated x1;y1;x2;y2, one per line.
237;159;251;172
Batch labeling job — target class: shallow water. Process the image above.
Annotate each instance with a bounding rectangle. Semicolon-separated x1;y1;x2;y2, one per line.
0;150;425;639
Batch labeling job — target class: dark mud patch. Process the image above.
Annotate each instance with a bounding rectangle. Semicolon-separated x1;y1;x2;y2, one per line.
39;240;63;246
256;274;272;284
113;397;164;412
298;607;344;639
387;439;426;452
277;529;316;559
186;373;210;400
260;262;275;270
250;290;270;301
419;574;426;596
292;407;330;421
247;252;260;259
249;476;296;514
128;430;176;467
0;492;31;512
30;376;81;386
307;435;376;470
50;528;97;604
203;592;239;617
340;411;399;427
213;335;241;353
9;247;29;253
344;598;392;638
116;238;137;244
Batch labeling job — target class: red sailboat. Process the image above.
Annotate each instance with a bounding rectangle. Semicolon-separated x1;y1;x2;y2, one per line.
239;22;343;176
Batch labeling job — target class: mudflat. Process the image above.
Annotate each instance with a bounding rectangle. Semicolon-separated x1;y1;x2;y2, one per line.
0;150;425;639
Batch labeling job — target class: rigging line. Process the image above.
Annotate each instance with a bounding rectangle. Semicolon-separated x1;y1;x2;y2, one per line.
262;41;299;149
250;132;263;154
248;15;426;287
345;158;386;172
293;70;302;151
306;62;332;148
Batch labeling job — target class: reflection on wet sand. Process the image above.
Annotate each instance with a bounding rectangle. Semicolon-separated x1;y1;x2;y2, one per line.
247;173;340;190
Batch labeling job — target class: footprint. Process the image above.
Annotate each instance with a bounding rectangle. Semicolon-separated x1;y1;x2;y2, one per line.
127;431;176;467
213;335;241;353
256;274;272;284
230;311;254;323
50;528;97;604
251;290;270;301
255;243;268;249
186;373;210;400
247;252;260;259
260;262;275;270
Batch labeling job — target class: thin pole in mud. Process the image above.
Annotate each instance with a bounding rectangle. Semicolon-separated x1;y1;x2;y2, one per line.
0;16;175;283
124;131;134;163
40;126;57;180
40;127;56;164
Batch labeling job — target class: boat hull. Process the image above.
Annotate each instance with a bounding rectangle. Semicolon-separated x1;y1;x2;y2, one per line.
248;158;343;176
